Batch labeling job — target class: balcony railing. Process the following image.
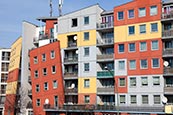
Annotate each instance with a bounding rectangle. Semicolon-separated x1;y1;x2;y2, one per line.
65;88;78;94
64;72;78;79
97;54;114;61
164;67;173;75
163;49;173;57
43;104;164;113
162;30;173;38
97;87;114;94
164;85;173;94
64;56;78;63
97;38;114;45
162;12;173;20
97;71;114;78
97;22;114;30
68;42;77;48
0;89;6;94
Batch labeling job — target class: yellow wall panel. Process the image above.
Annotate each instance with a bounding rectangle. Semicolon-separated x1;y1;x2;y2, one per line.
57;30;96;48
6;81;18;94
78;77;96;93
114;21;161;43
8;37;22;72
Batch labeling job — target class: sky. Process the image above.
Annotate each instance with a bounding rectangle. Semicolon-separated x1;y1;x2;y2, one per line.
0;0;131;48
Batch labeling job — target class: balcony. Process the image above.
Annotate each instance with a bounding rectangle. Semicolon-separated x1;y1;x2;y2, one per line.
97;71;114;79
65;88;78;95
97;38;114;46
162;12;173;21
43;104;164;113
28;90;32;95
164;84;173;94
163;49;173;57
64;56;78;64
64;72;78;79
97;87;114;94
164;67;173;76
0;89;6;95
162;30;173;39
97;54;114;62
97;22;114;31
68;42;77;48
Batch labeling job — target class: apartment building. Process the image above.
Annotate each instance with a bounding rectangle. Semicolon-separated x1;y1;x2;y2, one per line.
0;48;10;115
4;37;21;115
29;17;64;115
161;0;173;113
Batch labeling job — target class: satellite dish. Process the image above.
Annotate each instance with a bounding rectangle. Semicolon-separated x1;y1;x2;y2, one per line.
71;83;75;88
164;61;169;67
75;50;78;54
74;36;77;40
162;96;168;104
45;99;49;104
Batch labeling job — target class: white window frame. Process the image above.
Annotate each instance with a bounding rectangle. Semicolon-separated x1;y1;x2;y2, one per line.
128;9;134;19
153;76;160;86
119;78;126;87
141;77;148;86
36;84;40;92
42;68;47;76
152;58;160;68
129;60;136;70
118;60;125;70
151;40;159;50
117;11;124;20
128;26;135;35
84;79;90;88
34;70;39;78
128;43;136;52
151;23;158;32
34;56;38;64
42;53;46;62
84;63;90;72
150;5;157;16
50;50;55;59
142;95;148;104
139;7;146;17
36;99;41;106
130;77;136;87
52;65;56;74
44;82;48;90
53;80;58;89
120;95;126;104
139;24;146;34
84;47;89;56
130;95;137;104
84;16;89;25
140;42;147;52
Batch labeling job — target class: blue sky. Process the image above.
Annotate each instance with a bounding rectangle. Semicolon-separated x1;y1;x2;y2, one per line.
0;0;131;48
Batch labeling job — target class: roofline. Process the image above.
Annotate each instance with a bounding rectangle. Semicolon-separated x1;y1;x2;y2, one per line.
36;16;58;22
22;20;38;27
113;0;134;9
59;3;104;18
10;36;22;47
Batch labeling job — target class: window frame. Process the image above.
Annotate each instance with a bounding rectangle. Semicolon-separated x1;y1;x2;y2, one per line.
34;70;39;78
84;47;89;56
140;42;147;52
52;65;56;74
50;50;55;59
151;40;159;50
34;56;38;64
139;24;146;34
130;77;136;87
84;32;89;41
117;11;124;20
84;79;90;88
151;23;158;32
152;58;160;68
141;77;148;86
36;84;40;92
128;26;135;35
84;95;90;103
120;95;126;104
128;43;136;52
42;53;46;62
150;5;158;16
139;7;146;17
44;82;48;91
119;78;126;87
42;68;47;76
142;95;148;104
154;95;160;104
53;80;58;89
36;99;41;106
153;76;160;86
84;63;90;72
129;60;136;70
130;95;137;104
118;60;125;70
84;16;89;25
128;9;134;19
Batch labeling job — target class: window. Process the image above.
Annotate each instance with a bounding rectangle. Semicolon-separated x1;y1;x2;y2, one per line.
84;32;89;40
36;84;40;92
140;42;147;51
1;62;9;72
36;99;40;106
53;80;58;89
42;54;46;62
150;6;157;16
140;59;148;69
34;56;38;64
84;95;90;103
84;79;90;88
84;63;89;72
120;95;125;104
152;58;159;68
153;76;160;85
118;61;125;70
84;47;89;56
139;8;146;17
141;77;148;86
119;78;125;86
128;9;134;19
84;16;89;25
129;60;136;70
151;40;158;50
129;43;135;52
118;44;124;53
151;23;158;32
139;24;146;34
130;95;137;104
44;82;48;90
72;18;78;27
128;26;135;35
34;70;39;78
52;65;56;74
130;77;136;86
43;68;47;76
2;51;10;61
118;11;124;20
142;95;148;104
54;96;58;107
51;50;55;59
154;95;160;104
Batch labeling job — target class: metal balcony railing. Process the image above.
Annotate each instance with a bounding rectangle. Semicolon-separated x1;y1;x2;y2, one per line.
64;56;78;63
68;42;77;48
164;67;173;75
97;22;114;30
162;30;173;38
162;12;173;20
97;54;114;60
43;104;164;113
64;72;78;78
97;71;114;78
164;85;173;94
163;49;173;56
65;88;78;94
97;38;114;45
97;87;114;94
